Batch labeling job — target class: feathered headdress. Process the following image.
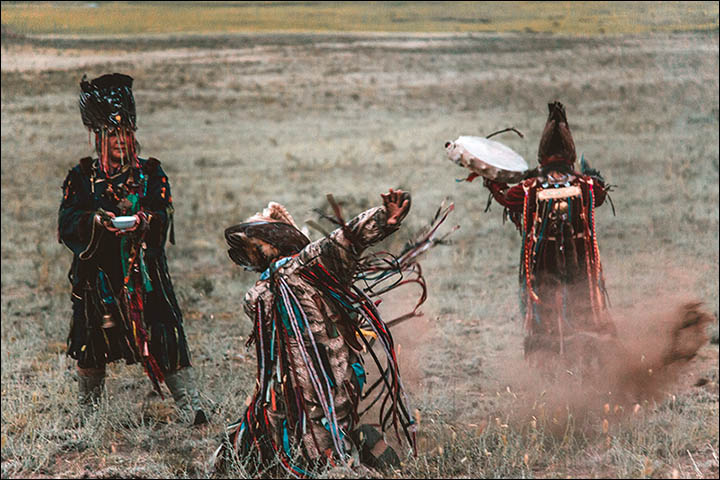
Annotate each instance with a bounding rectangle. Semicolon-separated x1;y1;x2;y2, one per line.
79;73;137;132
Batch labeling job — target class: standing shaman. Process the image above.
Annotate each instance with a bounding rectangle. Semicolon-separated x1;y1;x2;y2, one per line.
58;73;206;424
483;101;616;359
216;190;417;476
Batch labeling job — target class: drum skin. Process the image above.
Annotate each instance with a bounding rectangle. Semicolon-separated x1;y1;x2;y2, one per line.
446;136;528;184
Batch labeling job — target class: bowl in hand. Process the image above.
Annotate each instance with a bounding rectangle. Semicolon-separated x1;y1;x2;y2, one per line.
111;215;136;230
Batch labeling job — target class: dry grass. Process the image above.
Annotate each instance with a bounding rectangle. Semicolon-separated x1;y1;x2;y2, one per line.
1;4;719;479
0;1;717;36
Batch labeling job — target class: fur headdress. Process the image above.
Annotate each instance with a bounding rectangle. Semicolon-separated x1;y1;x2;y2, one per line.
225;202;310;271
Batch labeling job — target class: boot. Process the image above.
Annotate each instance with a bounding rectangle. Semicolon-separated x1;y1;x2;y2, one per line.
78;367;105;408
351;424;400;471
165;367;208;426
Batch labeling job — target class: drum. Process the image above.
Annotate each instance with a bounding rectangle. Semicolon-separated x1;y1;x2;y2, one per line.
445;136;529;184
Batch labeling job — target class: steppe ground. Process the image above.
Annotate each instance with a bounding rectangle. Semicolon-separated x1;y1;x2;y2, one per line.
1;2;719;478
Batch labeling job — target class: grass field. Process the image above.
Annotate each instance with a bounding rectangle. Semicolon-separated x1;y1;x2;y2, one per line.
1;2;719;479
2;1;719;35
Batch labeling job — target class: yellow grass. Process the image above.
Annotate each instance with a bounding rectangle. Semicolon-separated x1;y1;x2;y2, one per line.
1;1;718;36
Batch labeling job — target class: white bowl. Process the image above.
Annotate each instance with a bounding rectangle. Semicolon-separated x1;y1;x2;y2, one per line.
112;216;136;229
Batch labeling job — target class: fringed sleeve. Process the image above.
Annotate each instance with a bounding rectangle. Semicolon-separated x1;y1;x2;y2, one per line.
300;206;400;282
140;158;175;250
58;167;103;258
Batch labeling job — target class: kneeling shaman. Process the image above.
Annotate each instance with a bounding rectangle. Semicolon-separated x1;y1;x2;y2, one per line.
217;189;416;475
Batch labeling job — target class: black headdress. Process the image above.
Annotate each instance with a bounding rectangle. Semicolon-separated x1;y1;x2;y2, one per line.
79;73;137;132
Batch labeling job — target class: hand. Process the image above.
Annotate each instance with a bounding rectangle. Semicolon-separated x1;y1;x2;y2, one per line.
381;188;411;226
95;210;121;233
114;215;139;235
114;212;148;236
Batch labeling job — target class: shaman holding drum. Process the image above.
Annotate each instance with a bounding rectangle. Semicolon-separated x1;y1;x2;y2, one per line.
451;101;615;359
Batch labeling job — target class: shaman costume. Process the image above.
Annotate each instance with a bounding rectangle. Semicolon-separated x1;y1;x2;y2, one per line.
217;196;419;476
58;73;206;423
484;101;615;357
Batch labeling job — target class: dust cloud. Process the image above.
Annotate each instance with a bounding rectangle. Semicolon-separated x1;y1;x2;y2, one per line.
494;298;714;436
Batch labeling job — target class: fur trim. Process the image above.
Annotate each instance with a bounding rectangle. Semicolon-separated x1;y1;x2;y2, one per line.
263;202;297;227
245;202;297;227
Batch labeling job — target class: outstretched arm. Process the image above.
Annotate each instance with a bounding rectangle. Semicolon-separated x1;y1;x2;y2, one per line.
300;189;411;282
483;178;525;213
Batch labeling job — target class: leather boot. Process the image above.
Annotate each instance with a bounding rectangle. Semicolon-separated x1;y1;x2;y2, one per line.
165;367;208;425
78;367;105;407
351;424;400;471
